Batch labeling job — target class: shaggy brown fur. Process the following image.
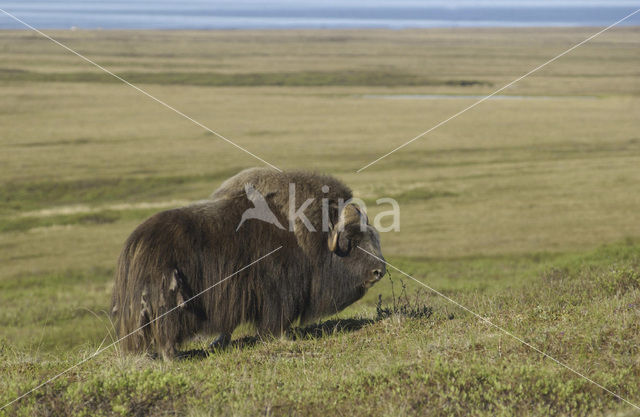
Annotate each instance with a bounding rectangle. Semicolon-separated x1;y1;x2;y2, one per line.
111;168;386;359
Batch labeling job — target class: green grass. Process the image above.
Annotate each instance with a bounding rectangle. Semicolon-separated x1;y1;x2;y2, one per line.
0;210;155;233
0;68;490;88
2;241;639;416
0;170;244;214
1;27;640;416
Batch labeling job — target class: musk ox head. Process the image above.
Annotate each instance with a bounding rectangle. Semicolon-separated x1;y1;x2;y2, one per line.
328;203;386;290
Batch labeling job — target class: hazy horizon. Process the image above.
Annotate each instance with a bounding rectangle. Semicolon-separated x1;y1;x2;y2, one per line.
1;1;639;30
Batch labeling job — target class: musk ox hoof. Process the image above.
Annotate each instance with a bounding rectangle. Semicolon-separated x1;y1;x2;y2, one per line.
208;333;232;351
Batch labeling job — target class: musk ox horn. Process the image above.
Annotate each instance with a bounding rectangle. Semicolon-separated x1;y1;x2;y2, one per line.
328;203;367;257
328;227;349;256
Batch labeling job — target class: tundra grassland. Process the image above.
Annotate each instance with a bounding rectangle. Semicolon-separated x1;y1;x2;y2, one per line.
1;28;639;416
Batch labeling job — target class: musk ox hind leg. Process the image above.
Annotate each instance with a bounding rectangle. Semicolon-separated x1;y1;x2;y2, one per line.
150;269;205;360
112;210;211;360
128;287;211;361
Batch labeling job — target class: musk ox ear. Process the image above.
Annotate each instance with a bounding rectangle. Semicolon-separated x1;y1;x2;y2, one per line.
327;203;366;257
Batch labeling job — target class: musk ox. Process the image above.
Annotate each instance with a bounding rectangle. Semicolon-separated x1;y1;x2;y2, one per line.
111;168;386;359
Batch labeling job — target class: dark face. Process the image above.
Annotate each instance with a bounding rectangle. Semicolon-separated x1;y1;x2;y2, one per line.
342;223;386;291
328;208;386;291
326;223;386;313
324;203;386;313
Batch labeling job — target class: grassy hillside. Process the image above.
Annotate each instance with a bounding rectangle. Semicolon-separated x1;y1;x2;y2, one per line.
1;27;639;416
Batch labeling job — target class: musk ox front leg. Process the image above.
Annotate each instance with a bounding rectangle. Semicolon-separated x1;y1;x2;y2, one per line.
256;300;297;339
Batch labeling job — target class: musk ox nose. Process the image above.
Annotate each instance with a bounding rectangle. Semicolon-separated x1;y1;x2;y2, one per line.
372;267;385;281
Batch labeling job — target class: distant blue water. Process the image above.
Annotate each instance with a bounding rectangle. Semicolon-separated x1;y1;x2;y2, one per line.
0;1;638;30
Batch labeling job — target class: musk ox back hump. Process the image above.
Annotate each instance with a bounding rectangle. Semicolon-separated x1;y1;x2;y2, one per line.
212;168;353;255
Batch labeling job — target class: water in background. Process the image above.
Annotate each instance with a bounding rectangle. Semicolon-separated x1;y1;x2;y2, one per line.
1;0;638;29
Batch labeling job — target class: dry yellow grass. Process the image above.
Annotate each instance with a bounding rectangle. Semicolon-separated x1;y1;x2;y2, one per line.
1;27;639;416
